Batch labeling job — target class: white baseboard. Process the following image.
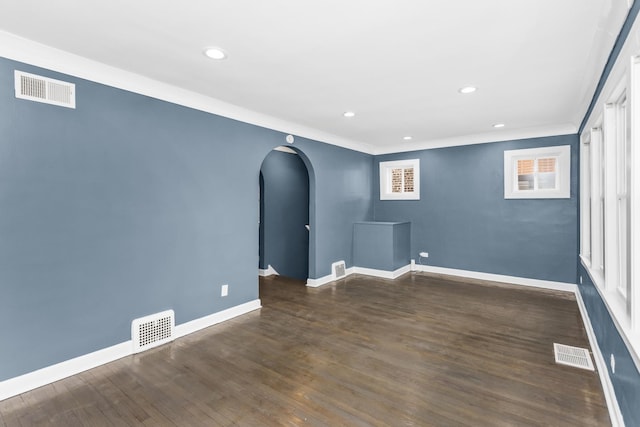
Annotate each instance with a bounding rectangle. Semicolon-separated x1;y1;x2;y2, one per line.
415;264;577;293
575;291;625;427
353;264;411;279
306;267;356;287
258;265;279;277
0;341;131;402
306;264;414;287
174;299;261;339
0;299;262;402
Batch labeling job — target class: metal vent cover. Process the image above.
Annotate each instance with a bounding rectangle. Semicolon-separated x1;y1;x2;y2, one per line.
15;70;76;108
332;260;346;279
132;310;175;353
554;343;594;371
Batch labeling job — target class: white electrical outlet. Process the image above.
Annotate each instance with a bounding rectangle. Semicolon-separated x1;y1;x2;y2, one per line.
221;284;229;297
580;276;583;284
419;252;429;258
611;354;616;373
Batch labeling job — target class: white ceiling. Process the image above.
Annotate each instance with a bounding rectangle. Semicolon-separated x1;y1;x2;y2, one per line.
0;0;632;154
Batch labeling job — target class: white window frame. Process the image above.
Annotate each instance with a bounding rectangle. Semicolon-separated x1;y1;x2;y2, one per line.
580;132;592;264
580;52;640;372
379;159;420;200
503;145;571;199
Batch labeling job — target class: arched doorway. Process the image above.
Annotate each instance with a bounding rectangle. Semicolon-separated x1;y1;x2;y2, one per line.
259;146;311;281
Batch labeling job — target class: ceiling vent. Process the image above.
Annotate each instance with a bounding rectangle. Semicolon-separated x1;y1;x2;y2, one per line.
14;70;76;109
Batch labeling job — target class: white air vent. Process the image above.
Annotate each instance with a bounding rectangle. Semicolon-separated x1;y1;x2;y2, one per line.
132;310;175;353
332;260;346;280
554;343;594;370
14;70;76;108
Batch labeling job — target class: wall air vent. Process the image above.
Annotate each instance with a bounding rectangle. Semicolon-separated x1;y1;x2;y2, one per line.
132;310;175;353
332;260;347;280
14;70;76;109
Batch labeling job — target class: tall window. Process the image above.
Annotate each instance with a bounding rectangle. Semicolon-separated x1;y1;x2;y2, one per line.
615;94;631;300
580;134;592;262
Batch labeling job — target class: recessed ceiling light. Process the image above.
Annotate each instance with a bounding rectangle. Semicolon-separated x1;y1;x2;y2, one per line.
403;136;413;140
343;111;355;118
493;123;505;128
204;47;227;60
458;86;477;94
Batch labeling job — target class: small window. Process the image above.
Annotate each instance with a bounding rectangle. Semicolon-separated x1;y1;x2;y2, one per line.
380;159;420;200
504;145;570;199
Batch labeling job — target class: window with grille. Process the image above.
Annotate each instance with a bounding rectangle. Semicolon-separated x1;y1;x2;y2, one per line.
504;145;570;199
380;159;420;200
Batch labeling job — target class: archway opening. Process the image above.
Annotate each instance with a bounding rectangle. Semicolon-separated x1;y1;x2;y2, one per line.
259;145;311;283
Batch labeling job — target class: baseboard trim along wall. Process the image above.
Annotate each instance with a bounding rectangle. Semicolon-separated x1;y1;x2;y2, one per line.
258;265;279;277
0;299;261;402
414;264;577;293
575;292;625;427
352;265;412;280
306;264;413;287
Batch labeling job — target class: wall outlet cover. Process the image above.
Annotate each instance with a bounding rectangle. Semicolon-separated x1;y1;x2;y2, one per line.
221;284;229;297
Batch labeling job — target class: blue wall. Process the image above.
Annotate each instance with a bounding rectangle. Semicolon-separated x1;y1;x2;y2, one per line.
374;134;579;284
578;266;640;426
0;57;373;380
284;138;374;278
259;149;309;280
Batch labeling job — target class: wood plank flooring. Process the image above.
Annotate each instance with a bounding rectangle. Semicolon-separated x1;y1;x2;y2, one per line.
0;273;610;426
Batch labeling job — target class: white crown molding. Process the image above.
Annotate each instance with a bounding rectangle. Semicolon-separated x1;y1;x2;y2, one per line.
0;30;585;157
0;30;374;155
582;7;640;133
372;124;578;155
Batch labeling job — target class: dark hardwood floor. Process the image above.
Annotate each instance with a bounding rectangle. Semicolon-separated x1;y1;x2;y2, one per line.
0;273;610;426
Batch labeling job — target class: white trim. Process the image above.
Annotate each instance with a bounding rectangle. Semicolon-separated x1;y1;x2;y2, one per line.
174;299;261;339
0;299;261;402
372;124;578;155
0;341;132;402
306;273;335;288
353;265;412;279
306;267;356;288
272;146;297;154
630;55;640;333
0;30;373;155
258;265;279;277
0;31;586;156
379;159;420;200
575;291;625;427
414;264;577;293
582;259;640;371
504;145;571;199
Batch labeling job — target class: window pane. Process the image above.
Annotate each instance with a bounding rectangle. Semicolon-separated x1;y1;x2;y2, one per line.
391;168;403;193
517;159;534;174
538;157;556;173
517;159;535;190
404;168;414;192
